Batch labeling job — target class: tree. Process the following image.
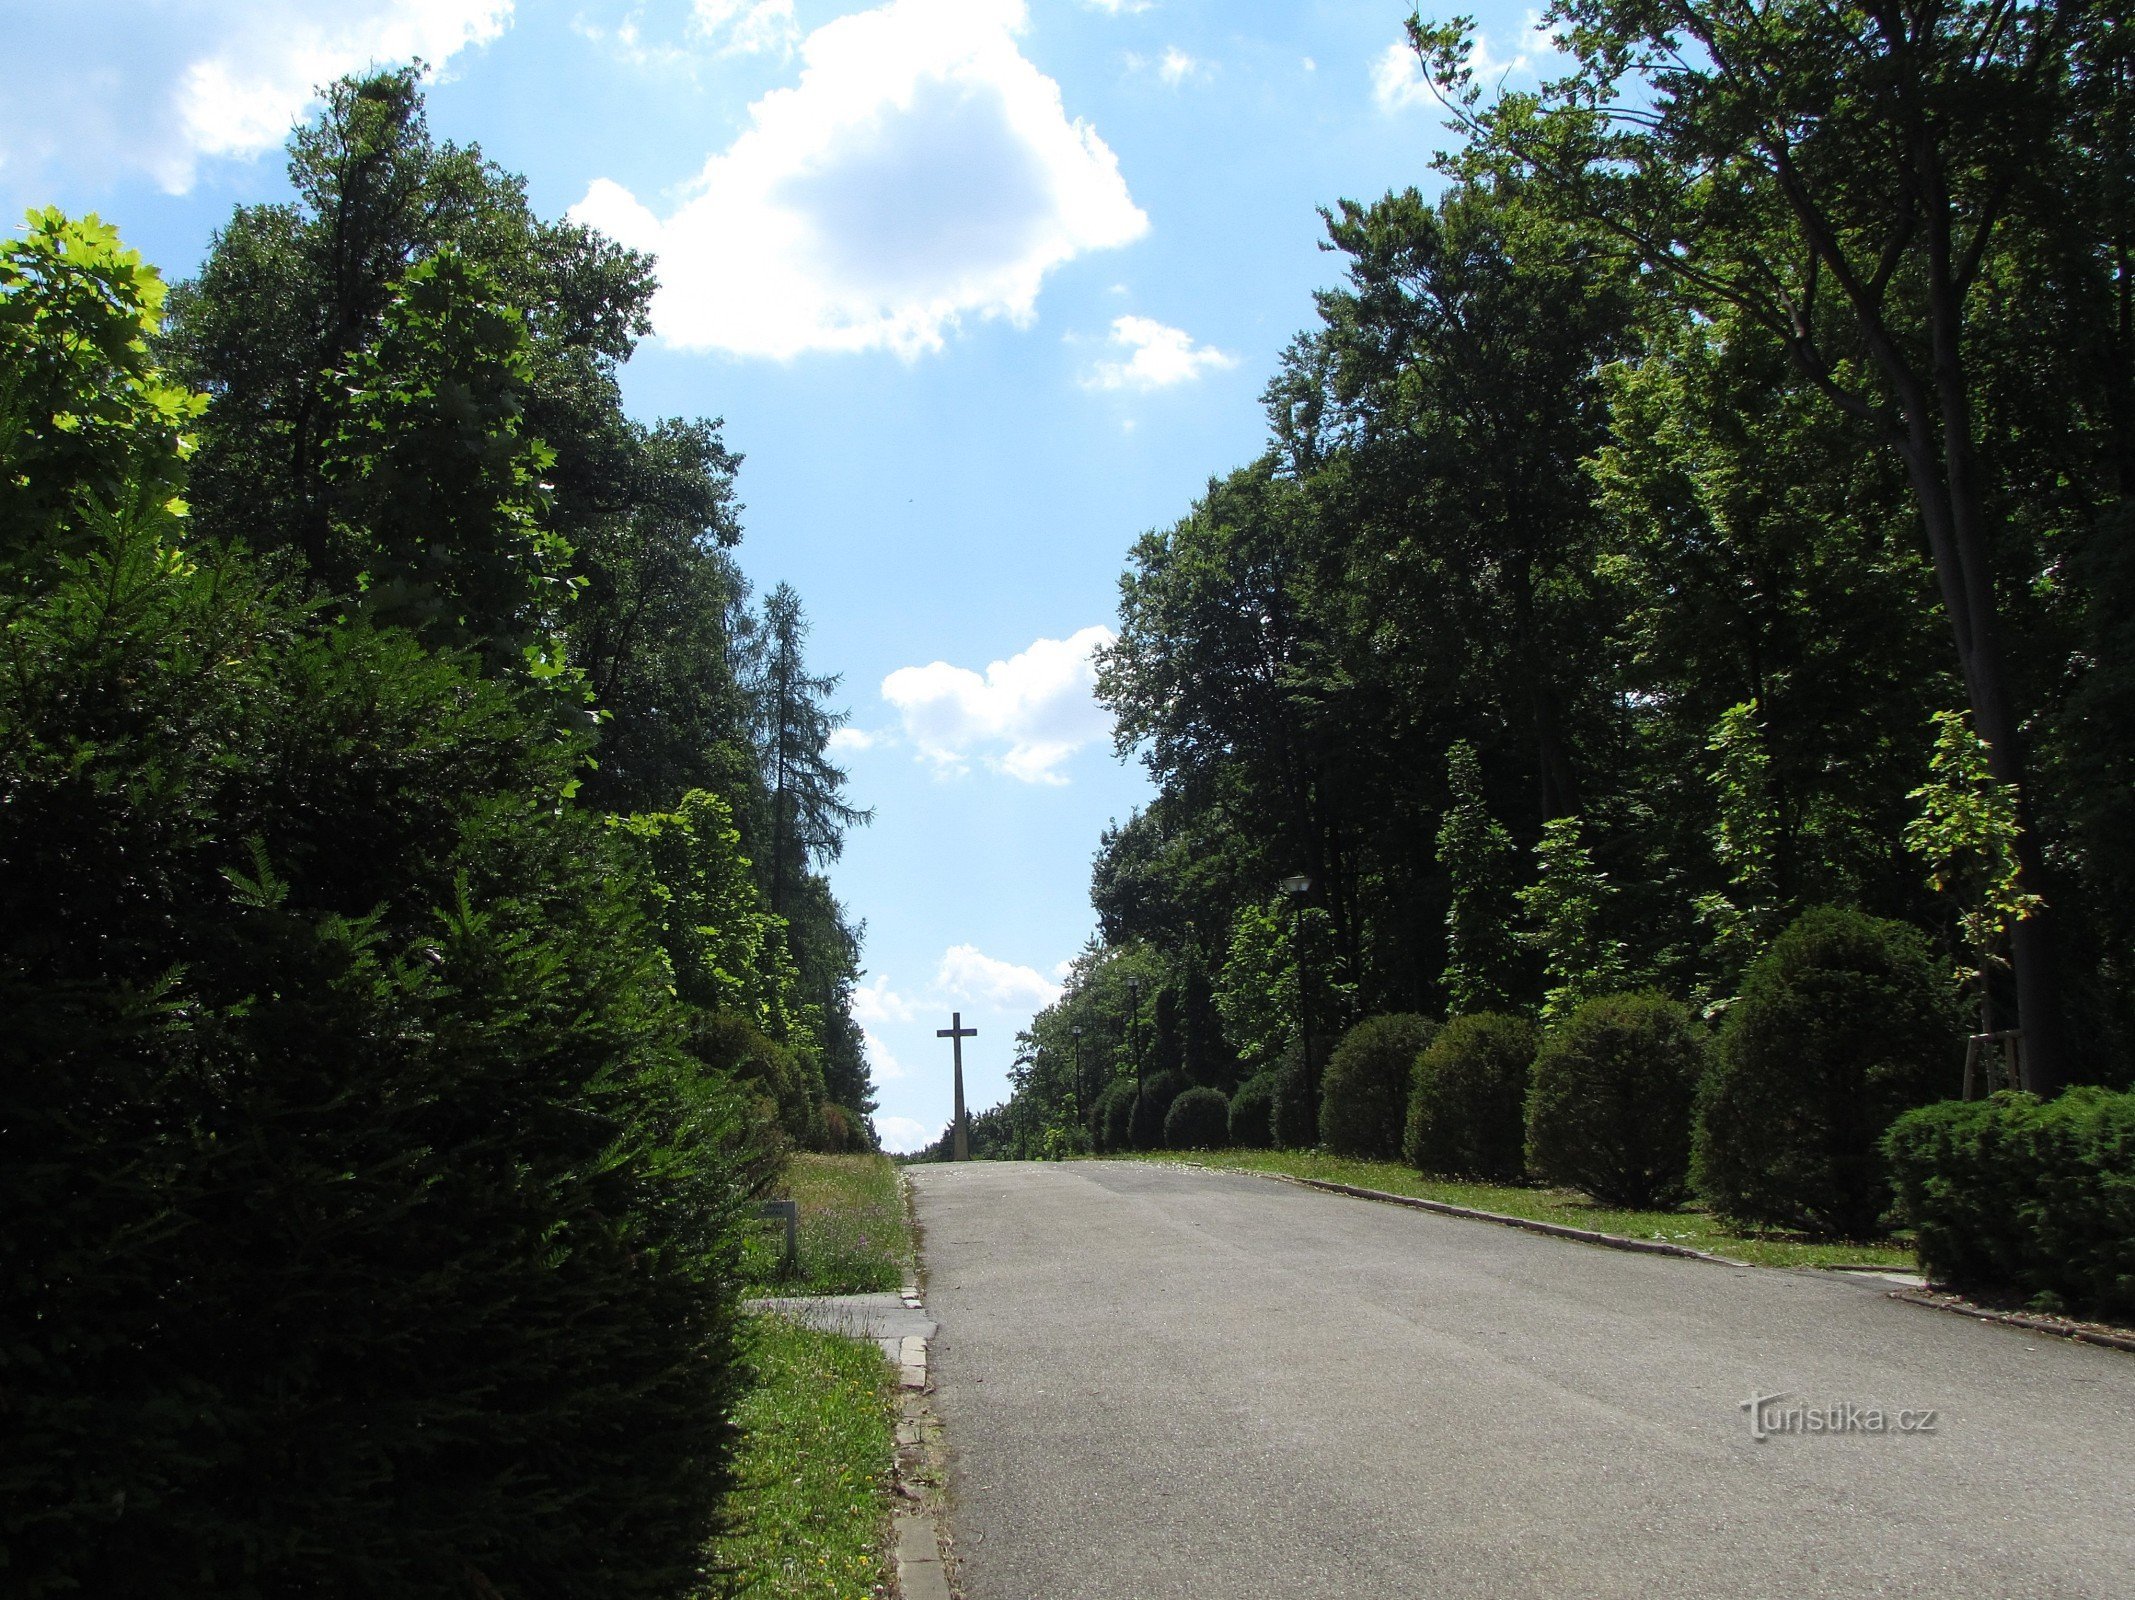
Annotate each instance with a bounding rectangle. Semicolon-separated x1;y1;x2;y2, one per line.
1437;741;1523;1013
1519;815;1629;1022
1414;0;2124;1088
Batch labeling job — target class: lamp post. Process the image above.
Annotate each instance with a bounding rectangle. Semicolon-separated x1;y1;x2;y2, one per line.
1125;976;1145;1099
1070;1024;1087;1122
1280;874;1315;1123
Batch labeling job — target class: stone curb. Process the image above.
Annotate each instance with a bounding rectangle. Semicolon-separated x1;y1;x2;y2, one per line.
1255;1171;1753;1267
892;1233;958;1600
1886;1289;2135;1355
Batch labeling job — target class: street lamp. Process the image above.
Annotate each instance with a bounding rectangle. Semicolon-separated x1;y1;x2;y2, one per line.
1281;874;1316;1124
1070;1024;1087;1121
1125;976;1145;1098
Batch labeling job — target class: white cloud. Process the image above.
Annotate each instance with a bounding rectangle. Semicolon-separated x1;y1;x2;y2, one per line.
1084;314;1235;391
693;0;800;56
937;944;1062;1011
861;1028;907;1080
0;1;510;195
572;0;1148;360
1373;14;1558;111
828;726;884;753
1084;0;1152;13
1157;46;1200;85
881;624;1115;784
875;1114;934;1153
853;973;919;1025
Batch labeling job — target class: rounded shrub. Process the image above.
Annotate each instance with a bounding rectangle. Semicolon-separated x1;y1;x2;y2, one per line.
1270;1046;1317;1149
1228;1071;1278;1149
1526;992;1706;1207
1320;1013;1440;1159
1406;1012;1538;1181
1129;1070;1184;1151
1695;907;1956;1239
1165;1086;1232;1150
1095;1078;1136;1153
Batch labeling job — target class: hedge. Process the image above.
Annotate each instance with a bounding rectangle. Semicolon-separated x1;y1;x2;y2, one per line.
1406;1012;1537;1181
1320;1013;1439;1160
1228;1071;1278;1148
1166;1086;1233;1150
1526;992;1706;1208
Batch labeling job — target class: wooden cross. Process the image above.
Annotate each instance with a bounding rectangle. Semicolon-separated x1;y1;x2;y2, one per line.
937;1011;977;1161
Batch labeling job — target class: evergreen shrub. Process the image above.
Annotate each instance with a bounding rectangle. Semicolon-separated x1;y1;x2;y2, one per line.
1884;1088;2135;1318
1406;1012;1538;1180
1320;1013;1440;1159
1229;1071;1278;1149
1694;907;1955;1238
1526;992;1706;1207
1270;1046;1316;1149
0;520;756;1598
1165;1086;1232;1150
1096;1078;1136;1153
1130;1070;1184;1150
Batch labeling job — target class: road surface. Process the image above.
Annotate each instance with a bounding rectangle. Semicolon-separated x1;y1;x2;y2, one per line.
909;1160;2135;1599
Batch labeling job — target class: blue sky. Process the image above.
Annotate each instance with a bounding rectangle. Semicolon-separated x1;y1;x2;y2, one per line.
4;0;1556;1150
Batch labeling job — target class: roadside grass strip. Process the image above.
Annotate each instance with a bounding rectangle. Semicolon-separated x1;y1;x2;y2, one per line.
711;1315;897;1600
1135;1150;1916;1271
744;1153;914;1294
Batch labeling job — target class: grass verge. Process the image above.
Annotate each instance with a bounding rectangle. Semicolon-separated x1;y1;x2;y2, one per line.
710;1314;895;1600
1128;1149;1916;1270
743;1152;913;1294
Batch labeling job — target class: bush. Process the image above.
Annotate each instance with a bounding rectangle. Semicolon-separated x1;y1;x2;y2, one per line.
1270;1046;1317;1149
1320;1013;1440;1159
1096;1078;1136;1153
1130;1070;1184;1150
1229;1071;1278;1148
1165;1086;1232;1150
1526;992;1706;1207
1885;1088;2135;1319
1407;1013;1538;1181
0;521;756;1597
1694;908;1956;1239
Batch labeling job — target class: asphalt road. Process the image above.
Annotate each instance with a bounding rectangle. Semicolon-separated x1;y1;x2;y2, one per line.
908;1160;2135;1600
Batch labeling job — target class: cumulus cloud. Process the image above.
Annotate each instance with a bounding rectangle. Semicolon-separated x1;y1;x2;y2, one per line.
828;726;885;753
692;0;800;56
852;973;919;1025
572;0;1148;359
1084;315;1235;391
881;625;1114;784
1372;13;1558;111
1157;47;1201;85
936;944;1063;1011
861;1028;908;1080
0;1;509;195
875;1114;934;1153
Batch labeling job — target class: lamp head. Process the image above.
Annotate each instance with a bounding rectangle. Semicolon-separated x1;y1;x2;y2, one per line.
1280;873;1312;896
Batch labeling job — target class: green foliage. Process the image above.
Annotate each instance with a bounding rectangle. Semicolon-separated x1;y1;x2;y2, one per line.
0;208;204;571
1691;701;1786;999
1228;1071;1279;1149
1694;908;1957;1239
1519;816;1629;1023
1885;1089;2135;1319
1097;1077;1137;1154
1438;742;1522;1014
324;250;572;665
1406;1012;1539;1182
0;506;756;1597
1526;993;1707;1208
1165;1086;1233;1151
1904;709;2042;985
1130;1070;1185;1152
1214;897;1299;1077
683;1010;826;1153
1319;1013;1440;1160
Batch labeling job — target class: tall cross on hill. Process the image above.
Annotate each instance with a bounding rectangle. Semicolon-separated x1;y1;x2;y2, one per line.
937;1011;977;1161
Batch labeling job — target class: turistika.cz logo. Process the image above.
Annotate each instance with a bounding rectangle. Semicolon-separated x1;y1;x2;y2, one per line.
1740;1391;1940;1441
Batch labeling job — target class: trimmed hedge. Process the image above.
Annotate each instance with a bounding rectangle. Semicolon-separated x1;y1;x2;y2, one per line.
1129;1070;1184;1151
1694;908;1955;1239
1406;1012;1538;1181
1270;1047;1316;1150
1228;1071;1278;1148
1527;992;1706;1208
1095;1078;1136;1153
1320;1013;1440;1159
1884;1088;2135;1318
1165;1086;1232;1150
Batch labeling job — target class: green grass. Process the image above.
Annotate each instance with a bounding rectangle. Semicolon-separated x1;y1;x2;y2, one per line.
743;1152;913;1294
1126;1149;1917;1270
710;1315;895;1600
